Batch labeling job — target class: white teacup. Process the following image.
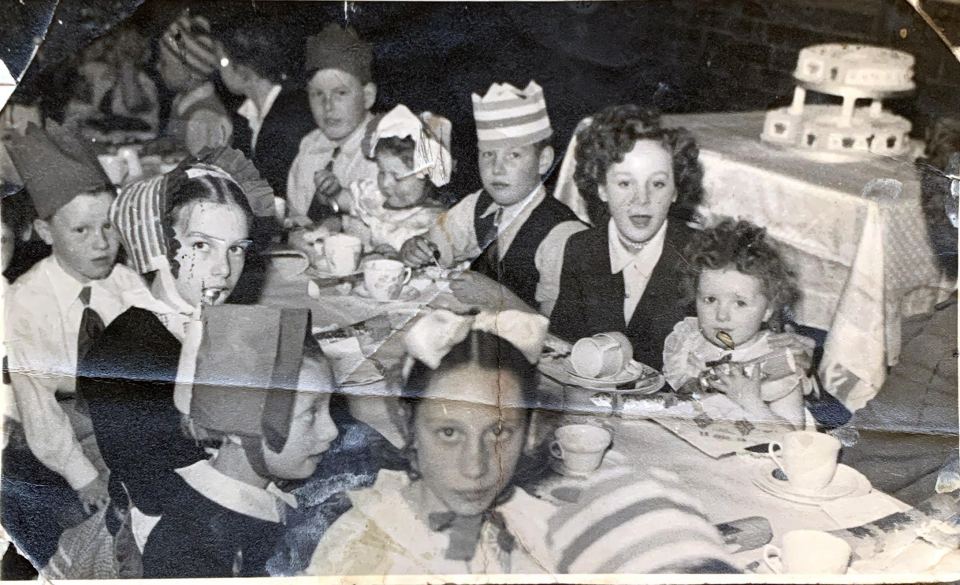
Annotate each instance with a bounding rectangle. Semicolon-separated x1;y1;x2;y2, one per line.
321;233;363;276
570;332;633;378
768;431;841;492
550;424;612;474
763;530;851;574
363;259;412;301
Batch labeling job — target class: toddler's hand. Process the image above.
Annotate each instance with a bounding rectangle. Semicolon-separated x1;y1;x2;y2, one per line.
400;235;439;267
711;365;764;412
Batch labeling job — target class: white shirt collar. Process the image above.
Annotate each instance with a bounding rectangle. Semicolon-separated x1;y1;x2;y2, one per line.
176;460;297;524
174;81;216;116
480;185;546;220
608;218;668;274
44;256;97;314
237;84;282;124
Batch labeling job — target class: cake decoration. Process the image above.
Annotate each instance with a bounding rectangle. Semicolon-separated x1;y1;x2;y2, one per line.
761;43;918;159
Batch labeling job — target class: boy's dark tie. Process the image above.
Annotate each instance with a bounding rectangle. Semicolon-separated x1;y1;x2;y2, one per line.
77;286;105;371
472;204;503;278
307;146;341;223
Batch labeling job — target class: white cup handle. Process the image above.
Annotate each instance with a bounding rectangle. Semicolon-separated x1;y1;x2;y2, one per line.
401;267;412;286
767;441;786;475
762;544;783;574
550;441;564;460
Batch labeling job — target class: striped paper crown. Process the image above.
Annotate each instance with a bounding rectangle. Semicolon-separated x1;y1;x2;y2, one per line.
159;10;219;77
472;81;552;150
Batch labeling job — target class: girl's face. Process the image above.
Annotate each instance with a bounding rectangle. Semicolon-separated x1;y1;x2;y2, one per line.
696;267;774;349
413;364;527;517
171;201;251;308
600;139;676;244
262;360;338;480
376;152;430;209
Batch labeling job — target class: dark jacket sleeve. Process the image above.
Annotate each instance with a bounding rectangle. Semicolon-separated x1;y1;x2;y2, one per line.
78;310;206;515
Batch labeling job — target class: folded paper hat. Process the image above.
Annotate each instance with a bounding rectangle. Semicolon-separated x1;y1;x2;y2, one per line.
111;147;275;274
5;121;112;219
189;305;315;454
304;24;373;84
363;105;453;187
159;9;219;77
472;81;552;150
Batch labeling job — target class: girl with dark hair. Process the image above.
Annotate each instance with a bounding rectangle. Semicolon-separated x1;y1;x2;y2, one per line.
306;309;556;575
78;149;268;557
663;218;811;428
549;105;703;369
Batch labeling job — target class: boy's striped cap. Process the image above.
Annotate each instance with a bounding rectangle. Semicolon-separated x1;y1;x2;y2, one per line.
472;81;552;150
110;173;168;275
159;10;219;78
547;467;738;574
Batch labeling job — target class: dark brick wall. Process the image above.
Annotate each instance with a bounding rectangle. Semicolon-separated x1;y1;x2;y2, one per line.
658;0;959;134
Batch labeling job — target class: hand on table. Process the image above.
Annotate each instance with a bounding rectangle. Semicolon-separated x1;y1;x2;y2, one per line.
449;271;532;312
77;473;110;515
400;235;439;267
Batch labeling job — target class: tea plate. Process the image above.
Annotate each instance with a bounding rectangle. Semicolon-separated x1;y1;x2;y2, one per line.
564;360;662;391
752;463;871;505
353;282;421;303
548;454;592;479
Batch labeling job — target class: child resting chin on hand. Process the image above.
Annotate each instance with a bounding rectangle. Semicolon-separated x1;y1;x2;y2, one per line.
662;219;815;429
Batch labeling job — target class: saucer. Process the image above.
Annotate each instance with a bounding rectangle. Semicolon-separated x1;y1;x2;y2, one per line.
307;260;362;279
752;463;871;505
353;282;420;303
548;454;592;479
564;360;652;389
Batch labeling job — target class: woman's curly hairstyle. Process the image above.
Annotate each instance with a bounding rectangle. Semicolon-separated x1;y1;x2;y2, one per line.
681;219;801;332
574;105;703;225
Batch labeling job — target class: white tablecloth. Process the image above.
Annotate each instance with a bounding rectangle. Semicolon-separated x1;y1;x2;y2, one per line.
257;259;910;570
555;111;954;411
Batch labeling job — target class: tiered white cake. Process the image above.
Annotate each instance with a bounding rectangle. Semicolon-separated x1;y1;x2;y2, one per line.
762;44;916;158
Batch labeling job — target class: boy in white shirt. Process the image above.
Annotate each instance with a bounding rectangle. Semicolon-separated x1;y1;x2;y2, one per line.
286;24;379;225
3;121;148;566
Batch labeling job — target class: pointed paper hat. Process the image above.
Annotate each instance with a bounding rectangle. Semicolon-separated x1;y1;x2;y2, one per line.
472;81;552;150
5;121;112;219
188;305;319;453
363;105;453;187
304;24;373;84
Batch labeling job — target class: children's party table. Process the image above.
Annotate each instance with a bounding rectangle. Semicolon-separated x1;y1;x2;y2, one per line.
253;256;954;575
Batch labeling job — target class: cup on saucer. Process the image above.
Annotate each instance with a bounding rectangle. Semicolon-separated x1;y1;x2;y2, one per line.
767;431;841;492
570;332;633;379
362;259;412;301
763;529;851;574
550;424;612;475
320;233;363;276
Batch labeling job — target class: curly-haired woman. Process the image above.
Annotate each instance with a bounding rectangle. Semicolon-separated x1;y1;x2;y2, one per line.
549;105;704;369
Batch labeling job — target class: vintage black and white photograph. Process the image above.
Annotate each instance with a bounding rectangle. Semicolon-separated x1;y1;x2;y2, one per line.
0;0;958;580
